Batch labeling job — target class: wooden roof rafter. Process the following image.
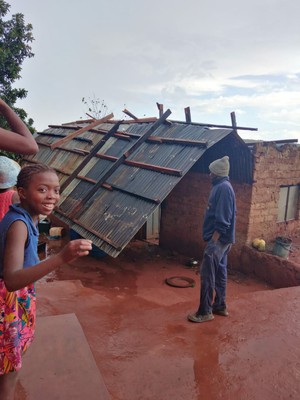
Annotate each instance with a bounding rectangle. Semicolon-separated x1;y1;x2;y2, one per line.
122;116;158;124
123;108;138;120
50;113;114;150
97;153;183;176
36;141;89;156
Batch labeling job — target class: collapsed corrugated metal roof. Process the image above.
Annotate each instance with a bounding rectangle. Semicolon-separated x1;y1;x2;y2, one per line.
24;110;251;257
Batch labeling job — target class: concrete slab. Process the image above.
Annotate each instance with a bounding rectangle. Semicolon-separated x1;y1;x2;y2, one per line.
15;313;111;400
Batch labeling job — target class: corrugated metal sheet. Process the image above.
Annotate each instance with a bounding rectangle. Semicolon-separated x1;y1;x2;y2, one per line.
25;116;252;257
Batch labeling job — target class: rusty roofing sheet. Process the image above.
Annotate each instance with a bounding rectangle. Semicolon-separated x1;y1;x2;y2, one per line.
25;117;248;257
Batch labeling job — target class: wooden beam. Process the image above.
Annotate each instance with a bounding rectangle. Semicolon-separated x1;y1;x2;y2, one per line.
123;109;138;120
98;154;117;162
230;111;237;129
85;113;95;120
101;183;113;191
77;175;97;184
36;141;88;156
74;147;90;154
97;154;182;176
50;113;114;150
125;159;182;176
38;132;93;144
47;125;81;130
123;117;158;123
156;102;163;117
147;136;207;147
114;132;131;141
184;107;191;123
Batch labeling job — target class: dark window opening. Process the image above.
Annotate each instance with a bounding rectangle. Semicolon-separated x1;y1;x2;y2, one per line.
277;185;299;222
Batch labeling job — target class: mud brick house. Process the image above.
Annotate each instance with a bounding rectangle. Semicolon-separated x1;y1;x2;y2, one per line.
23;108;299;270
160;140;300;268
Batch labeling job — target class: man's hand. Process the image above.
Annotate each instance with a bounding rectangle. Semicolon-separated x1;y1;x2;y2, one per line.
212;231;220;242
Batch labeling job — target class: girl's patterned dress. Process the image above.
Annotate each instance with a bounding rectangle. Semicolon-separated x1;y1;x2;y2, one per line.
0;283;36;373
0;204;39;374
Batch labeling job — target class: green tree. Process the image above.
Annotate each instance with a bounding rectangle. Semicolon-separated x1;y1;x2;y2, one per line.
0;0;34;134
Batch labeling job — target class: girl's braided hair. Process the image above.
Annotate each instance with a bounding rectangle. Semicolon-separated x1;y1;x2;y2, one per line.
16;164;57;189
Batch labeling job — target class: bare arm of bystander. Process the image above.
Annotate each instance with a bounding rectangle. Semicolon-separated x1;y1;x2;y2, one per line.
0;99;39;155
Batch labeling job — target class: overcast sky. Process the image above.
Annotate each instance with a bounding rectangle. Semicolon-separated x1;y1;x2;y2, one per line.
8;0;300;141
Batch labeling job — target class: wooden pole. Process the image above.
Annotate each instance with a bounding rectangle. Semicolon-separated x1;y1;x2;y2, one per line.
50;113;114;150
230;111;237;129
156;103;163;118
184;107;191;123
122;109;138;120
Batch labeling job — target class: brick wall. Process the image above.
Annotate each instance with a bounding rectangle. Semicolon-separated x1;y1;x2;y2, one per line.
160;171;252;259
248;143;300;244
160;171;209;258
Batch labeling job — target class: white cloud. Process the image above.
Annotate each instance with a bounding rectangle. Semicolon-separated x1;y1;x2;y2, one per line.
6;0;300;142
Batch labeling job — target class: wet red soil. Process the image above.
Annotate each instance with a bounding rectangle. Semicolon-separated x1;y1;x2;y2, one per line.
15;239;300;399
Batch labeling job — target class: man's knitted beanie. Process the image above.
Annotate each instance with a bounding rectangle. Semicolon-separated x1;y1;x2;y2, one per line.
209;156;230;177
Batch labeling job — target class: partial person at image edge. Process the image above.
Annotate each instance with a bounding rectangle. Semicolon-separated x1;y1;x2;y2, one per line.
0;98;38;155
0;156;21;221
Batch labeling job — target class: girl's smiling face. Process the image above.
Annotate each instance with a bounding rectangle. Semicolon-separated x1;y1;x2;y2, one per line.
18;171;60;221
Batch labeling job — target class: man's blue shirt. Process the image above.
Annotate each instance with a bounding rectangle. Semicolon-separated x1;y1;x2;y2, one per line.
202;176;236;244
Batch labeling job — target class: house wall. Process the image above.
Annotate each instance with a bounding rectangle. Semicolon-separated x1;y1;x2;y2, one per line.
160;171;208;258
160;142;300;274
247;143;300;244
159;171;252;262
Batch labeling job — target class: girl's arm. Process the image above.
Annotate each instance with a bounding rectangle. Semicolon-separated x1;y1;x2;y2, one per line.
0;99;39;155
3;220;92;292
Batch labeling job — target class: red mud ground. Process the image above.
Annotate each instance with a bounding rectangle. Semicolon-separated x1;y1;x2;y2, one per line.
14;238;300;400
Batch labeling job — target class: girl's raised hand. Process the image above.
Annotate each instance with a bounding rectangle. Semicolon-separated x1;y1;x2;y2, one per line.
58;239;93;263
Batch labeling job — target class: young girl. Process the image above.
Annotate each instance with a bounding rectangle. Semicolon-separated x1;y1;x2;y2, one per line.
0;164;92;399
0;156;21;220
0;99;38;155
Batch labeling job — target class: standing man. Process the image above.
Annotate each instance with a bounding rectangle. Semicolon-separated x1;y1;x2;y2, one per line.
188;155;236;323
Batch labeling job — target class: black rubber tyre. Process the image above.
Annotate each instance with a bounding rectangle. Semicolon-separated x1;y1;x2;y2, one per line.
165;276;195;288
